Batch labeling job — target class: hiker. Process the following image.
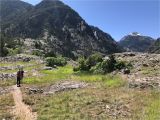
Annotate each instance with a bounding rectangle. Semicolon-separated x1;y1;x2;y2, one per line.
17;68;24;87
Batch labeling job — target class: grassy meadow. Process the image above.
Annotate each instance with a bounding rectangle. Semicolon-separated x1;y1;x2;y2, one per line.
0;59;160;120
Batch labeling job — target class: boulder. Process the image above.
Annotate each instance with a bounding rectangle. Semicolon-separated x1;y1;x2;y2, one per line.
43;67;53;70
23;57;31;62
123;68;130;74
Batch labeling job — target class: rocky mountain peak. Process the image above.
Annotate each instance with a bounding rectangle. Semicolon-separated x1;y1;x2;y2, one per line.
35;0;65;8
119;33;155;52
129;32;141;36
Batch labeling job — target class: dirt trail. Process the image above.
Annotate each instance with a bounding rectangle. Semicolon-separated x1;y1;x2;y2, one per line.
11;85;37;120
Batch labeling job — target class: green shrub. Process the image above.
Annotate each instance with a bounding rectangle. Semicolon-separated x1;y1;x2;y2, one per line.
115;61;126;70
46;57;67;67
32;50;44;56
34;41;42;49
0;47;9;57
73;66;80;72
44;51;56;57
126;62;133;69
106;55;116;72
85;53;103;67
78;57;90;71
75;53;103;72
8;47;22;56
74;54;132;74
90;62;105;74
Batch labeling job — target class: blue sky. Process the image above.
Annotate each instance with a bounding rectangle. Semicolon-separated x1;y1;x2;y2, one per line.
22;0;160;41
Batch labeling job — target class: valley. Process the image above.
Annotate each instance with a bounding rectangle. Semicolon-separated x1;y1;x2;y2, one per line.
0;0;159;120
0;53;159;120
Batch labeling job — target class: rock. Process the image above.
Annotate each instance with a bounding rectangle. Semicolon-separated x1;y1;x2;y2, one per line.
43;67;53;70
23;57;31;62
53;65;57;68
0;73;16;80
123;52;136;57
123;68;130;74
44;81;88;94
28;88;43;94
129;77;160;89
143;63;149;67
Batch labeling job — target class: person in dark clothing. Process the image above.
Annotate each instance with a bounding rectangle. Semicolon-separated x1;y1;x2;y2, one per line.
17;68;24;87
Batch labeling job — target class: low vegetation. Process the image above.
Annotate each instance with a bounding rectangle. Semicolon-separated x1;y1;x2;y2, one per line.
0;53;159;120
0;93;14;120
74;53;132;74
46;56;67;67
23;86;160;120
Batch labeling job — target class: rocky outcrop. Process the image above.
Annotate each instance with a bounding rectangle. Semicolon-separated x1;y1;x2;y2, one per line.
115;52;160;89
0;55;41;62
129;77;160;89
115;52;160;70
0;73;17;80
44;81;88;94
24;81;88;94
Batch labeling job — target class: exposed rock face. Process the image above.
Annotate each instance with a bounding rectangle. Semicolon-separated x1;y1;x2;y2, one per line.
148;38;160;54
119;33;155;52
1;0;123;58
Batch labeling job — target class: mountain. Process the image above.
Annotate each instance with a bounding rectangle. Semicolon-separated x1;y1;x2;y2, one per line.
0;0;33;24
0;0;123;58
148;38;160;54
119;32;155;52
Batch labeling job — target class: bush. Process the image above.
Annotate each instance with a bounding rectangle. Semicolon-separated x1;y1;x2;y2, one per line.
74;54;132;74
44;51;56;57
106;55;117;72
78;57;90;71
90;62;105;74
73;66;80;72
46;57;67;67
8;47;22;56
115;61;126;70
0;47;9;57
74;53;103;72
85;53;103;67
32;50;44;56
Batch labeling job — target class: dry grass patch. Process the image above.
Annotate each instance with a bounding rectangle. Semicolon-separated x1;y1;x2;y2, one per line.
22;84;160;120
0;93;14;120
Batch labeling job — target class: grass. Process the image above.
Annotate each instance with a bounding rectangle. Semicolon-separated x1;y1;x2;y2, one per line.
0;93;14;120
22;86;160;120
103;75;126;88
0;60;43;74
145;91;160;120
23;65;126;88
1;59;160;120
0;60;37;67
0;80;16;87
23;65;73;84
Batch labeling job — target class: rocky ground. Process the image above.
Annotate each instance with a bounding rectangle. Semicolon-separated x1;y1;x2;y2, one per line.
115;52;160;90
